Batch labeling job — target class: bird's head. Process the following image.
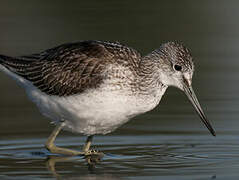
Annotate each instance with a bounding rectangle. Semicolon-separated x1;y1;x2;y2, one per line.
150;42;216;136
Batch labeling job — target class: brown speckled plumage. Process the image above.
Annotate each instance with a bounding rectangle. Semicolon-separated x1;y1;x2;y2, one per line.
0;40;195;98
0;40;142;96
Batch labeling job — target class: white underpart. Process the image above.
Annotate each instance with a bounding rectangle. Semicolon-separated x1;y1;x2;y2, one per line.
0;65;167;135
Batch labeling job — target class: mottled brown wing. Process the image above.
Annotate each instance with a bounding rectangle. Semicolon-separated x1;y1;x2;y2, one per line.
0;40;141;96
0;41;114;96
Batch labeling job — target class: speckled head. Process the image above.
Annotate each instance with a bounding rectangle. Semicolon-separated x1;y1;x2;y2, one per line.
159;42;194;72
148;41;215;136
151;42;194;90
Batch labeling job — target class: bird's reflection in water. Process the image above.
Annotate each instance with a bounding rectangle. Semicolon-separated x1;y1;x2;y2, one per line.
84;153;104;172
46;153;117;179
45;151;217;180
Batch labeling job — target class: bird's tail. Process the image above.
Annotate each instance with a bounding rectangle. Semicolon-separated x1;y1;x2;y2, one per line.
0;54;16;68
0;54;14;71
0;54;10;63
0;54;34;88
0;54;29;75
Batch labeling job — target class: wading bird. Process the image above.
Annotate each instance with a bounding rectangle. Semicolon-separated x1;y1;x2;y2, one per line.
0;40;215;156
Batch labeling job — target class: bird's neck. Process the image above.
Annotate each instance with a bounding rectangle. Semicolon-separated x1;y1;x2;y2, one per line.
135;53;168;96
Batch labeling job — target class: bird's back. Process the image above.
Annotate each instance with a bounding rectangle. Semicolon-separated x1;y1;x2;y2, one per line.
0;40;142;96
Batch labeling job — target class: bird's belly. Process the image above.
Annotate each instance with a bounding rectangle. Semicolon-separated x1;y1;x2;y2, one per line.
28;88;159;135
0;65;166;135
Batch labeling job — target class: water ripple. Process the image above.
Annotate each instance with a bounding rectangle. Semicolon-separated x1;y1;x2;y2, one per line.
0;134;239;179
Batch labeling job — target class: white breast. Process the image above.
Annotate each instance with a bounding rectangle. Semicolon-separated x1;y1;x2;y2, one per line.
28;86;166;135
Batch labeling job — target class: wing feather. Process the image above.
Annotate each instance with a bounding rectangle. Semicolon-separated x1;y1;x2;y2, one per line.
0;40;141;96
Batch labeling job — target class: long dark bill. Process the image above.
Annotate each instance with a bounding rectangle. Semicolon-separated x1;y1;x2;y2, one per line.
183;83;216;136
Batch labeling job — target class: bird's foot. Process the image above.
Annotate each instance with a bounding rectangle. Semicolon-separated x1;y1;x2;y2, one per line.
84;149;104;156
84;149;104;165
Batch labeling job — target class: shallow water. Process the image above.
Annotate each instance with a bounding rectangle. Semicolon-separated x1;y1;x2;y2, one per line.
1;135;239;180
0;0;239;179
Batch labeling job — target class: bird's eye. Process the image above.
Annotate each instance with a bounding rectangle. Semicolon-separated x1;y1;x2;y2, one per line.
174;64;182;71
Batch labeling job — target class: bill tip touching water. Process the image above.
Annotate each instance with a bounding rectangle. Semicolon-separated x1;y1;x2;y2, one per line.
0;40;216;156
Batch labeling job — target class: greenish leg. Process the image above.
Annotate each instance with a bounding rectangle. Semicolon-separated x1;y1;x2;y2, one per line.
45;122;84;156
83;135;93;152
45;122;103;156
